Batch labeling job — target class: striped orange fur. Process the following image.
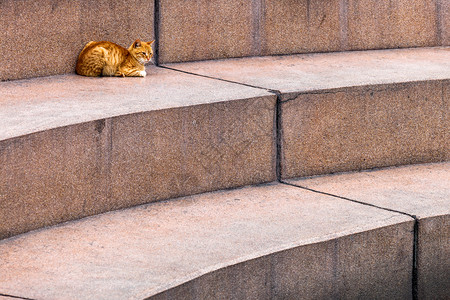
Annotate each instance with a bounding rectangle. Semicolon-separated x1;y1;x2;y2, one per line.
76;40;154;77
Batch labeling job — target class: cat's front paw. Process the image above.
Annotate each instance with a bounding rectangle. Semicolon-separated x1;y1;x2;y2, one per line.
139;70;147;77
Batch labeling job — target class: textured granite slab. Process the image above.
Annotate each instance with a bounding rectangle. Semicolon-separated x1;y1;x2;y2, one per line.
287;162;450;218
287;162;450;299
0;66;276;239
0;182;412;299
0;0;155;81
166;47;450;95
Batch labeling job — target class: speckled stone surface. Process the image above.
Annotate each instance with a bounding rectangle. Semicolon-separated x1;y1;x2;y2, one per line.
167;47;450;94
0;183;413;299
262;0;342;55
0;66;271;141
287;162;450;299
438;0;450;45
1;48;448;238
0;66;275;239
0;0;80;81
1;0;446;80
287;163;450;219
345;0;438;49
281;80;448;178
445;81;450;160
158;0;443;63
79;0;154;46
417;214;450;299
0;123;109;240
0;0;154;81
159;0;259;63
109;97;275;210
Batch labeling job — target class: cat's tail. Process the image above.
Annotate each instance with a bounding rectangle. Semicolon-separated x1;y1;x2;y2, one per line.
81;41;96;52
76;45;108;77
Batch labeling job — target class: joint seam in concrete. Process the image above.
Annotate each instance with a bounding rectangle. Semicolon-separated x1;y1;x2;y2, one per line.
153;0;161;66
279;180;417;219
273;90;283;181
158;65;272;91
412;219;419;300
0;293;36;300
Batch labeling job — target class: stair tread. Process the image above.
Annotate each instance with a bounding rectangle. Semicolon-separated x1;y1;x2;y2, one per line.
1;163;448;299
168;47;450;95
288;162;450;219
1;47;448;141
0;67;271;141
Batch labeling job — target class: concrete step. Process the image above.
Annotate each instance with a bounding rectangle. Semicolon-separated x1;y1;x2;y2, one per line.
0;162;448;299
168;47;450;178
0;67;277;239
286;162;450;299
1;47;449;239
1;0;448;81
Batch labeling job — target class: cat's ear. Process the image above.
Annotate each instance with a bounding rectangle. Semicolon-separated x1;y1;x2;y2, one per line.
133;40;142;48
149;40;155;44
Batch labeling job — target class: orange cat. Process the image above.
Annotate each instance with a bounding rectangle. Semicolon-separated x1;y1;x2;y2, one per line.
76;40;154;77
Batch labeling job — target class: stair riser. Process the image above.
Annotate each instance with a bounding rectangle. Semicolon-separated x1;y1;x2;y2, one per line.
281;80;449;178
417;215;450;299
161;0;445;63
151;222;414;300
0;122;109;239
1;0;448;81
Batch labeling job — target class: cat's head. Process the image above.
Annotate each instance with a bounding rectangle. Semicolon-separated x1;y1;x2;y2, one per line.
129;40;154;64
